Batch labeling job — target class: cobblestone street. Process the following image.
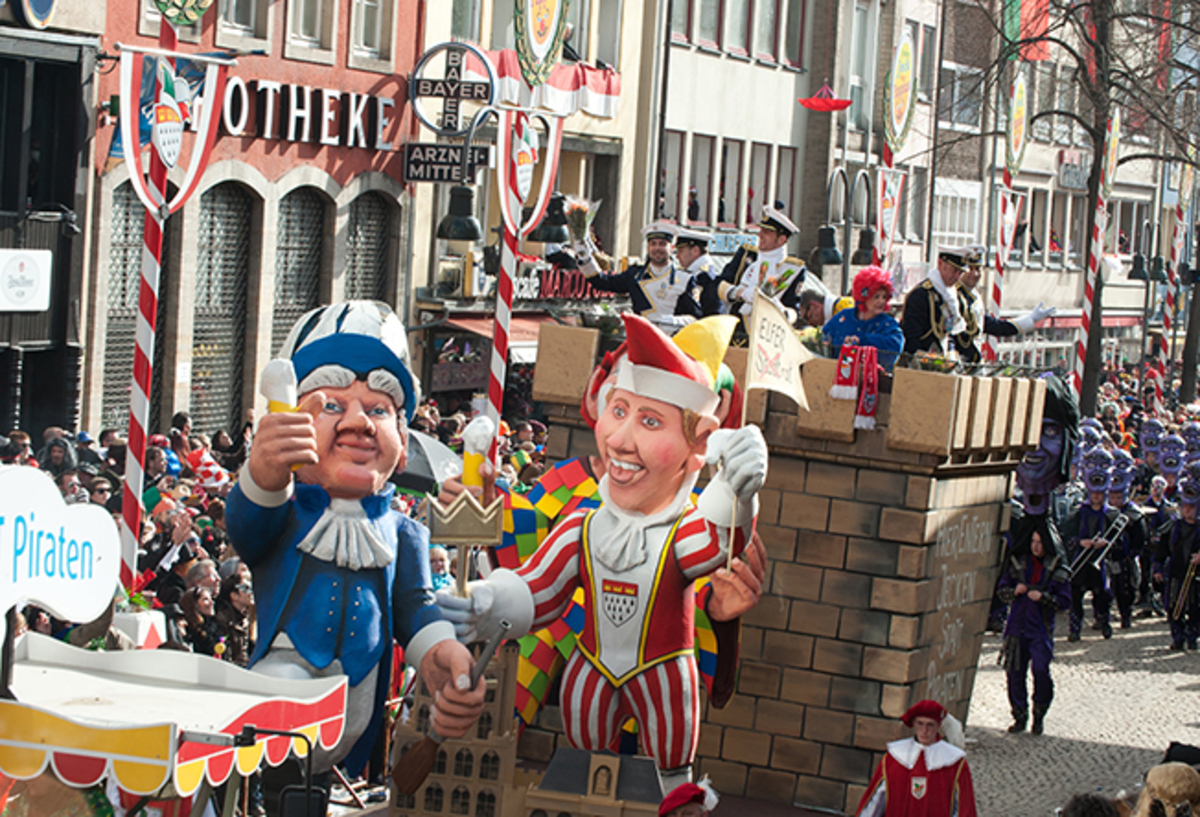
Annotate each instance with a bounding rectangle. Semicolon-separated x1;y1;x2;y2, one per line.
967;611;1200;815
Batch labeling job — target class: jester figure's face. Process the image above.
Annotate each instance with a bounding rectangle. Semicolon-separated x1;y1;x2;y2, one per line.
1161;434;1187;476
1017;419;1066;512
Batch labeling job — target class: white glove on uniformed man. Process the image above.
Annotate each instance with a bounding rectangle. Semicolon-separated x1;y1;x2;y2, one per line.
1013;301;1057;333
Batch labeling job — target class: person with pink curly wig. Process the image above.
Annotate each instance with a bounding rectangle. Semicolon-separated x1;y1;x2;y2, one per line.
822;266;904;371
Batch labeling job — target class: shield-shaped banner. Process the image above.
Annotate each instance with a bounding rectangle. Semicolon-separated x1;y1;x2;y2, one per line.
911;776;927;800
494;109;565;237
118;46;230;219
601;579;639;627
514;0;572;88
876;168;906;264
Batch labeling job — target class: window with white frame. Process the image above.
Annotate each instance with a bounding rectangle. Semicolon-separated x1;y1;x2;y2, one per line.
690;134;715;224
596;0;622;68
1054;76;1074;144
784;0;804;66
493;0;516;48
451;0;481;41
905;166;927;240
565;0;590;60
660;130;684;220
776;146;796;216
931;179;981;251
1032;62;1054;141
349;0;395;70
672;0;692;40
698;0;721;45
728;0;750;54
718;139;743;225
937;63;983;129
286;0;338;63
221;0;256;35
756;0;779;59
749;143;771;224
848;3;871;131
920;24;935;99
217;0;270;49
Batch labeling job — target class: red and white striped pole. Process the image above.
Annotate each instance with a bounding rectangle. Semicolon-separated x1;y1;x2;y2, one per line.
119;25;176;590
985;169;1015;362
1074;193;1108;397
1164;205;1182;376
485;114;528;463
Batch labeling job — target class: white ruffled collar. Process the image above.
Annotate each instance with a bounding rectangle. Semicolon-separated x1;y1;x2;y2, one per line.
887;737;965;771
295;497;395;570
591;473;698;572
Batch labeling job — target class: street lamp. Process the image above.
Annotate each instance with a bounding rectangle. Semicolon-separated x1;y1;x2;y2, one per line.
809;166;873;294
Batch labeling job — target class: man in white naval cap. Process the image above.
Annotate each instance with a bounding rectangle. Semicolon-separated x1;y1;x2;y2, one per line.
225;301;486;780
574;222;702;334
674;226;717;282
950;244;1057;363
699;204;806;323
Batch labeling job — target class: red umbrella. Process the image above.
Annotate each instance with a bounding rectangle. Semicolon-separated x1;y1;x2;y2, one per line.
798;82;852;112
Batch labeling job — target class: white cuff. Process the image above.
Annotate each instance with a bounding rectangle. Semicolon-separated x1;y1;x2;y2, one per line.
238;462;293;508
580;256;600;278
405;620;456;670
1012;313;1036;333
482;568;535;639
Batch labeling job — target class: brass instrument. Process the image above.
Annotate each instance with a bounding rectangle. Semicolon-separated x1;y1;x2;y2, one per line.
1172;560;1199;621
1067;513;1129;580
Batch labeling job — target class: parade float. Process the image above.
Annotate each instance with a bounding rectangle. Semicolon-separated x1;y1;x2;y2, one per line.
0;466;347;815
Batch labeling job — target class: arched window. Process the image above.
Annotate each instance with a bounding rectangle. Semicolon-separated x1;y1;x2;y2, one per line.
345;191;392;302
476;711;492;740
102;182;172;432
479;751;500;781
272;187;325;353
417;704;430;732
192;182;251;436
454;748;473;778
474;790;496;817
423;783;443;812
450;785;471;815
398;792;416;809
434;748;447;775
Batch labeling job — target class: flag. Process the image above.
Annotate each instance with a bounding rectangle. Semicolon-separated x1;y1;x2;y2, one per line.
1003;0;1049;60
746;291;814;410
187;448;230;489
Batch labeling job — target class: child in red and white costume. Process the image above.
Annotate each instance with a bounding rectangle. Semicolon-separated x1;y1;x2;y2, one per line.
438;314;767;790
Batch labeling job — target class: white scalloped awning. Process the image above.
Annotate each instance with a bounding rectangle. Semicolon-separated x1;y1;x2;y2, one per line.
4;634;346;796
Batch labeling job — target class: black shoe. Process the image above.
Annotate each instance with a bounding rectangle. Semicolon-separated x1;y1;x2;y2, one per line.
1068;632;1081;642
1121;617;1132;629
1170;641;1185;651
1008;712;1028;733
1102;622;1113;639
1091;620;1102;631
1189;641;1198;651
1031;709;1046;736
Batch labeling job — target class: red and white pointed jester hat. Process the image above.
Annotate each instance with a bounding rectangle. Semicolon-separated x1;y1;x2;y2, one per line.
615;314;720;416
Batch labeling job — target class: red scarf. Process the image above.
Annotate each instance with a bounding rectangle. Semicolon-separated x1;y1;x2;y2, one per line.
830;344;880;430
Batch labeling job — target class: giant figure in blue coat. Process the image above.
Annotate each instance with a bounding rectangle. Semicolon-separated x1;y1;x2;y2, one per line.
226;301;485;775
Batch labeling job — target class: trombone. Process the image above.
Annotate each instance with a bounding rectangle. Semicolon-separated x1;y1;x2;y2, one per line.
1173;560;1198;621
1067;513;1129;580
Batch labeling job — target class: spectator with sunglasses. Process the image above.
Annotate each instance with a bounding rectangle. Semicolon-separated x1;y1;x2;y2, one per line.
215;574;255;667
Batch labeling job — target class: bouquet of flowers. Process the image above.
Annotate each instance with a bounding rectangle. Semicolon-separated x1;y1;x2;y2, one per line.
565;196;602;244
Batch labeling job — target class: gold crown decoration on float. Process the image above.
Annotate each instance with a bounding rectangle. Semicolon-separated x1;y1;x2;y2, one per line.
427;491;504;546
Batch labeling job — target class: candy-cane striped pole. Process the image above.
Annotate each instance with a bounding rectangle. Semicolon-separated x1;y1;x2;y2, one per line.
1164;205;1182;376
985;169;1015;362
1074;192;1108;397
119;24;176;590
485;114;527;463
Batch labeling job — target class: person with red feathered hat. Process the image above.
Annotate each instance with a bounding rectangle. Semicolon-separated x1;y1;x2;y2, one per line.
856;699;977;817
438;314;769;792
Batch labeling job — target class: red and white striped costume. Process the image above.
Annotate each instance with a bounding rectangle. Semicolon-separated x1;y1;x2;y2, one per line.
515;501;751;769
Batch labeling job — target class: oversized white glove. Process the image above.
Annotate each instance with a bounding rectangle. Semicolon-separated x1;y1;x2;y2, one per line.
704;425;768;499
1012;301;1057;333
571;236;593;262
737;301;754;317
434;569;534;646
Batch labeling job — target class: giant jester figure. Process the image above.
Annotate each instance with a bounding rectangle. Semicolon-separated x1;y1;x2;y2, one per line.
438;314;768;790
226;302;485;777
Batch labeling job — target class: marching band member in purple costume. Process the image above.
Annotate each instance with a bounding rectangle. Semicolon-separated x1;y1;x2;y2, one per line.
1061;449;1118;641
1154;477;1200;650
1106;449;1144;629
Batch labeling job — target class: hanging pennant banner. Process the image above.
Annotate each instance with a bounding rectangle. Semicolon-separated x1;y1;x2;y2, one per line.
884;29;917;155
876;168;906;264
1181;145;1196;213
1006;73;1029;178
1101;108;1121;199
514;0;572;89
999;191;1022;259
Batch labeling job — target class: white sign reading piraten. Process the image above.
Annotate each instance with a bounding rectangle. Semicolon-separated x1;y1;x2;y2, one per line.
746;291;814;410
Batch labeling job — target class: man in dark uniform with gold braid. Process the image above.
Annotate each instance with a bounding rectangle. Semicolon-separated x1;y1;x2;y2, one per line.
952;245;1056;363
698;205;806;322
901;248;969;356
